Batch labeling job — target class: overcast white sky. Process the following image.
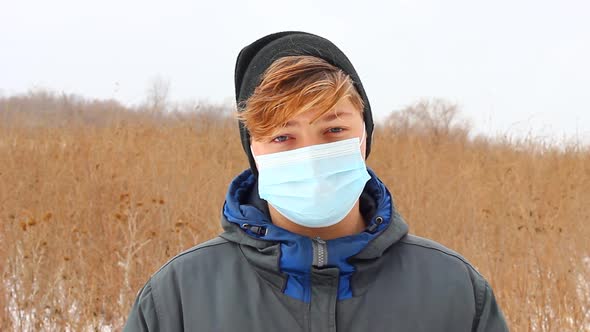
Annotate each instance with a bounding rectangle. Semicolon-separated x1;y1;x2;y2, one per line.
1;0;589;144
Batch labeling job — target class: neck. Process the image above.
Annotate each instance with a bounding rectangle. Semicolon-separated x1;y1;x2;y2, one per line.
268;200;366;240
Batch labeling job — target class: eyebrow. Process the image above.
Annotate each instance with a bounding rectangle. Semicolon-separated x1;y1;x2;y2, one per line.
284;110;355;127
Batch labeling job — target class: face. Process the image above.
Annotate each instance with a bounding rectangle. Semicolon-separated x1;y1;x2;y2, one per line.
250;97;367;158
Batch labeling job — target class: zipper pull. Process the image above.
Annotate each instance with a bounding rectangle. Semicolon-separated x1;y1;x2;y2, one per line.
312;236;328;267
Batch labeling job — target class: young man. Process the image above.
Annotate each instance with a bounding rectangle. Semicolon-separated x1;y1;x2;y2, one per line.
123;31;509;331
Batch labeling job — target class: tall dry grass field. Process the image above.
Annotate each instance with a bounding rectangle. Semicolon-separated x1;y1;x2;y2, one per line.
0;92;588;331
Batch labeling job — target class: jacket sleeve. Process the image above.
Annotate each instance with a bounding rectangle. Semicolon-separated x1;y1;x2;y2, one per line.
123;280;160;332
473;277;509;332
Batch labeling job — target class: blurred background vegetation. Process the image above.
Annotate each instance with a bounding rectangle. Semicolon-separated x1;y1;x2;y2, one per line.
0;90;588;331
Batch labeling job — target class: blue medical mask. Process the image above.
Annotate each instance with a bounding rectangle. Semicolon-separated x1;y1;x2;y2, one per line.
252;130;371;228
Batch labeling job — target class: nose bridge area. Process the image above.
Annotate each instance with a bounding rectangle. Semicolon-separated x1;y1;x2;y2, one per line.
298;135;323;149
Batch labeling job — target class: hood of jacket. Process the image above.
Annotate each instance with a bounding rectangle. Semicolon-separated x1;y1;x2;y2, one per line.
219;167;409;302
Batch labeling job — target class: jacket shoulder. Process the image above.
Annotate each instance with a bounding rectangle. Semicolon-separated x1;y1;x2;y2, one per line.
398;234;499;329
398;233;486;289
123;236;235;331
399;234;482;275
151;236;231;278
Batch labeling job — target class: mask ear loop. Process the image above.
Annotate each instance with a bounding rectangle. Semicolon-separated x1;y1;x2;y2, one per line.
250;145;258;162
359;125;367;146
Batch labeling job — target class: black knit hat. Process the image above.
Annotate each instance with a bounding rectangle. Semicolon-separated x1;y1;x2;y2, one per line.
234;30;374;176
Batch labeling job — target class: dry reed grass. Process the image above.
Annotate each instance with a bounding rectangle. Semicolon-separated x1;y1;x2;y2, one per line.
0;91;588;331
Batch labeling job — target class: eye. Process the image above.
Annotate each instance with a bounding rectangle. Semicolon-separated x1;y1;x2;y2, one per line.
327;127;345;134
271;135;290;143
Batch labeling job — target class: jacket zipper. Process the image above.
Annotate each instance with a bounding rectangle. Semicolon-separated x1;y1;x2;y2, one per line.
312;237;327;267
